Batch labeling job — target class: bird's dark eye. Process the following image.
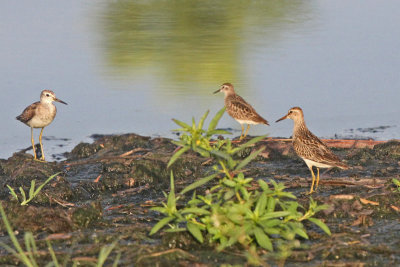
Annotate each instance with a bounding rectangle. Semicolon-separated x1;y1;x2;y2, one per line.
46;94;50;97
289;111;292;114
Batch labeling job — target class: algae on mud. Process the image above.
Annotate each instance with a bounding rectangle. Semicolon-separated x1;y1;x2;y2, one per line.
0;133;399;266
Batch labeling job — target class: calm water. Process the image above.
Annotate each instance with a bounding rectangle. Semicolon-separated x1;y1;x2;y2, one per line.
1;0;399;160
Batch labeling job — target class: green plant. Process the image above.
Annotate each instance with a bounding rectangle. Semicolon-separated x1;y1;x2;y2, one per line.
150;108;331;263
0;203;120;267
96;240;121;267
7;172;60;206
0;203;41;267
72;239;121;267
393;178;400;192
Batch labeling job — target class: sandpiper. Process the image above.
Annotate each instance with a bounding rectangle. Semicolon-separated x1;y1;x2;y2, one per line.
276;107;349;194
16;90;67;161
214;83;269;140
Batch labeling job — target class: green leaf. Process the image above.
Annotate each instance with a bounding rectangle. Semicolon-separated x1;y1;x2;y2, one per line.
223;190;235;200
259;211;291;221
223;180;236;187
198;110;210;130
19;187;27;204
263;227;280;236
167;172;176;210
149;217;175;235
260;219;281;228
294;227;309;239
208;149;232;161
220;228;242;250
255;193;267;217
6;185;19;201
180;174;217;195
172;118;191;129
232;135;267;154
33;172;60;196
97;239;119;267
207;107;226;132
187;222;204;243
308;218;331;236
234;147;265;171
165;228;187;233
167;146;190;168
24;232;38;265
258;180;270;192
0;204;35;265
181;207;210;215
171;140;186;147
267;197;276;212
226;213;244;224
192;117;196;129
239;187;250;200
29;180;36;198
254;227;273;251
207;129;231;136
277;191;297;199
151;207;168;214
46;240;60;267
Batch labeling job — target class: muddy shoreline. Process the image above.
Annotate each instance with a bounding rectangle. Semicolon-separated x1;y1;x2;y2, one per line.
0;134;399;266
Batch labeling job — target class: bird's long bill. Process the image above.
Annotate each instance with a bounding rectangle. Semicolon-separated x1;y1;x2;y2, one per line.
55;98;68;105
213;88;221;94
275;114;288;123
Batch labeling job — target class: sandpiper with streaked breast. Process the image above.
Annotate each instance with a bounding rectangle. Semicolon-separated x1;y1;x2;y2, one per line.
276;107;349;194
214;83;269;140
16;90;67;161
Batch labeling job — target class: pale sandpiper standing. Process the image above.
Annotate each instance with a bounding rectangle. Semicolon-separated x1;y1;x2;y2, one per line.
276;107;349;194
16;90;67;161
214;83;269;140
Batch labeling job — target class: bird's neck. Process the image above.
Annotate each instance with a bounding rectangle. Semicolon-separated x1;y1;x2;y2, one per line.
224;92;236;101
40;99;53;105
292;119;308;138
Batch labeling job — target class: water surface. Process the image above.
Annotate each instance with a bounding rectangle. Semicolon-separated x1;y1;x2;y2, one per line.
0;0;399;160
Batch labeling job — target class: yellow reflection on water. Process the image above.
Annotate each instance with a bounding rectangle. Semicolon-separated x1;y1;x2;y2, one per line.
101;0;307;90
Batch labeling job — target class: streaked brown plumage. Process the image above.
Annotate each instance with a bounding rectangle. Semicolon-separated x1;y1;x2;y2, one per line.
276;107;349;194
214;83;269;139
16;90;67;161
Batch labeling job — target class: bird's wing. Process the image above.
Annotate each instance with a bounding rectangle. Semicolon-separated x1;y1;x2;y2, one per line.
294;130;344;167
16;102;40;124
227;96;269;124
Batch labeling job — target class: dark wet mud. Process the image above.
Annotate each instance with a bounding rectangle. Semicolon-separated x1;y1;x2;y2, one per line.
0;134;399;266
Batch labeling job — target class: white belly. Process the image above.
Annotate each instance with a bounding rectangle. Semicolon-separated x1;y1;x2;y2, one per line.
27;104;56;128
303;158;333;169
236;119;259;125
28;116;54;128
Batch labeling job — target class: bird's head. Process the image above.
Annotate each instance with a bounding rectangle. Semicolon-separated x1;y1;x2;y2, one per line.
213;82;235;96
40;90;67;105
276;107;303;122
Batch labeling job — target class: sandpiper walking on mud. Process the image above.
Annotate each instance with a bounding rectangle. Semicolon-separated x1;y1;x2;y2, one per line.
214;83;269;140
276;107;349;194
16;90;67;161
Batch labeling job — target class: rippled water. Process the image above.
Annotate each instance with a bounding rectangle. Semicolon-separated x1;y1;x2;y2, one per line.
0;0;399;160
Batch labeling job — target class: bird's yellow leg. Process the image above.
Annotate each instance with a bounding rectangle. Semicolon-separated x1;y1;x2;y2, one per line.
307;167;316;195
31;127;37;159
243;124;251;139
315;168;320;190
239;124;244;140
38;127;46;161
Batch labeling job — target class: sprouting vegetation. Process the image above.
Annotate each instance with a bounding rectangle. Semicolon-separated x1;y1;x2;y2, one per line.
7;172;60;206
0;203;120;266
150;108;331;264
